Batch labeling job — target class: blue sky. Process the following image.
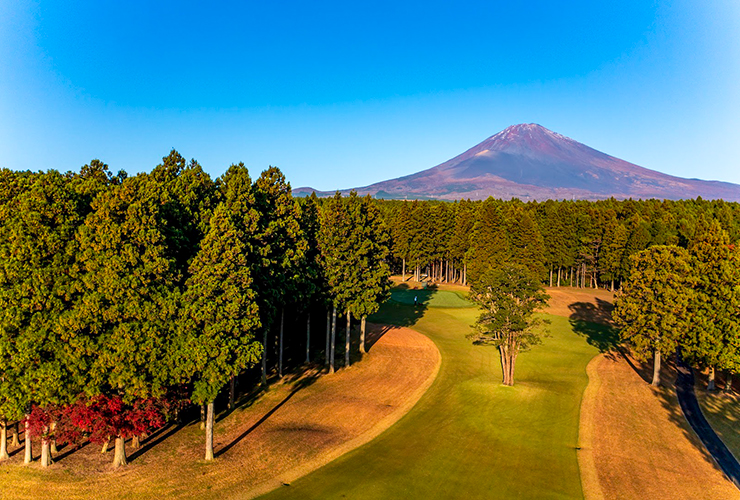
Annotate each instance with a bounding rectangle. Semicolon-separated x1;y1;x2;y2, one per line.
1;1;739;189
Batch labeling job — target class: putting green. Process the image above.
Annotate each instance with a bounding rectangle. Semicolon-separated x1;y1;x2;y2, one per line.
389;288;473;308
260;293;606;499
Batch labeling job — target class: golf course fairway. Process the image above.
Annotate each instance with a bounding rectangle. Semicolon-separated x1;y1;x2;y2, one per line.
258;289;607;500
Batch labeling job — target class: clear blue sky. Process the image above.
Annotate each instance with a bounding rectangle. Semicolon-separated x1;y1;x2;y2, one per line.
1;1;739;189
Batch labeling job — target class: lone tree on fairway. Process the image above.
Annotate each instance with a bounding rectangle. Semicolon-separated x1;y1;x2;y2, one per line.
468;263;549;386
613;245;692;386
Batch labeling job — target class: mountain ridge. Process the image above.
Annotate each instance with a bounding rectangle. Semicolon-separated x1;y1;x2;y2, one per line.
295;124;740;201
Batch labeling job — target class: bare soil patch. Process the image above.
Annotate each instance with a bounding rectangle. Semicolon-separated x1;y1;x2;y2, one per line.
578;352;739;500
0;324;440;500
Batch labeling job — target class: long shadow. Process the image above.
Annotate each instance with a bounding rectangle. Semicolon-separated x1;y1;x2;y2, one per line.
368;286;431;330
54;440;91;462
128;422;188;463
674;355;740;489
568;300;619;354
215;369;322;458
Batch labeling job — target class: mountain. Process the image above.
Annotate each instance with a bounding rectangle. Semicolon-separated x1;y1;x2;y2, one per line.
294;124;740;201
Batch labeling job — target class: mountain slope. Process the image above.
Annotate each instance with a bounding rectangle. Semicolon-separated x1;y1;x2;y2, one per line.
295;124;740;201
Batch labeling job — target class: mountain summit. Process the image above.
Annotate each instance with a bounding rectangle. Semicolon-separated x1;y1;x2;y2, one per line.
295;124;740;201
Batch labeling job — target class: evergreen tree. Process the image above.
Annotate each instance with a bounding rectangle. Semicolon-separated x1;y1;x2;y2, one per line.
179;202;263;461
466;198;510;283
468;264;549;386
613;245;692;386
683;220;740;390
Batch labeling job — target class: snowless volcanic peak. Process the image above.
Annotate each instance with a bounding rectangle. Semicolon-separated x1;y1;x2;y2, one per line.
294;123;740;201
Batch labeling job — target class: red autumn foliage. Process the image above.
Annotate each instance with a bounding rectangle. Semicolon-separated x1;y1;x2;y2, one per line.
26;395;169;445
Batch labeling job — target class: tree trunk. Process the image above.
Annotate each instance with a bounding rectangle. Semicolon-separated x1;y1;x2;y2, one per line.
329;305;337;374
132;434;140;449
112;435;127;468
325;308;331;366
463;262;467;286
205;400;215;461
651;350;661;386
610;279;614;292
101;437;110;453
200;404;206;430
0;419;8;461
360;316;367;354
229;376;236;408
261;328;268;387
41;426;51;467
557;267;561;287
23;415;32;464
278;308;285;378
402;258;406;282
345;310;351;367
725;372;734;393
50;422;58;455
306;313;311;364
11;422;19;447
708;367;716;391
549;268;553;287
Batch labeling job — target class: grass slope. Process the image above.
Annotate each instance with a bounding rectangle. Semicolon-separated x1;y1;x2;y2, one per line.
260;297;605;500
697;389;740;463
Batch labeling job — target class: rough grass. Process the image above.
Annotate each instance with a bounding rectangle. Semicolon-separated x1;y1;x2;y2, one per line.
260;290;608;500
579;353;739;500
0;326;439;500
697;388;740;463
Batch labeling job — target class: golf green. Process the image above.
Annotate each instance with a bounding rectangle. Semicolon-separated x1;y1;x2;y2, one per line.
259;296;604;499
389;287;473;308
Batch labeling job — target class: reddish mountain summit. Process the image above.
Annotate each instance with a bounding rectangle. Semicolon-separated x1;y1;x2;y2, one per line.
296;124;740;201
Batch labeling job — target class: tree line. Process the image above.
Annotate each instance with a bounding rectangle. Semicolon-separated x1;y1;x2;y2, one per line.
614;218;740;389
0;151;390;468
377;197;740;290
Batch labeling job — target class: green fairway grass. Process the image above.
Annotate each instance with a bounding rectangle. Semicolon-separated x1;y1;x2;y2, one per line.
389;287;473;308
259;291;608;500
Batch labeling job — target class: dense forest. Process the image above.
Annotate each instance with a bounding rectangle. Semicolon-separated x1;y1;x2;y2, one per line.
2;150;740;470
0;152;391;467
376;196;740;291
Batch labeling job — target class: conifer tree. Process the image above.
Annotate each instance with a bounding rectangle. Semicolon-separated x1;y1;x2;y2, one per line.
683;220;740;390
613;245;692;386
466;198;510;283
74;172;183;467
251;167;306;383
179;201;263;461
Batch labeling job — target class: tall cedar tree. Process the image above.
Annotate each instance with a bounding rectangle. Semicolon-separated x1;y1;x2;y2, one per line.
468;264;549;386
347;196;392;354
74;172;180;467
317;193;353;372
251;167;306;383
296;193;326;363
0;172;89;466
180;199;263;460
613;245;692;386
466;199;510;284
683;220;740;389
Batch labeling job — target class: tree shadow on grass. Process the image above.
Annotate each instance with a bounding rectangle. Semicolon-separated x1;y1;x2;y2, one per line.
215;369;322;458
368;285;431;330
568;300;620;354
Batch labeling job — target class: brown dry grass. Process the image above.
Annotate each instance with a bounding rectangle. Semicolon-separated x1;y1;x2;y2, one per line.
0;325;440;500
579;352;739;500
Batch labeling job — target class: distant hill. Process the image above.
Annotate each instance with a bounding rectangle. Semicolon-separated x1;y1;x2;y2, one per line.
294;123;740;201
